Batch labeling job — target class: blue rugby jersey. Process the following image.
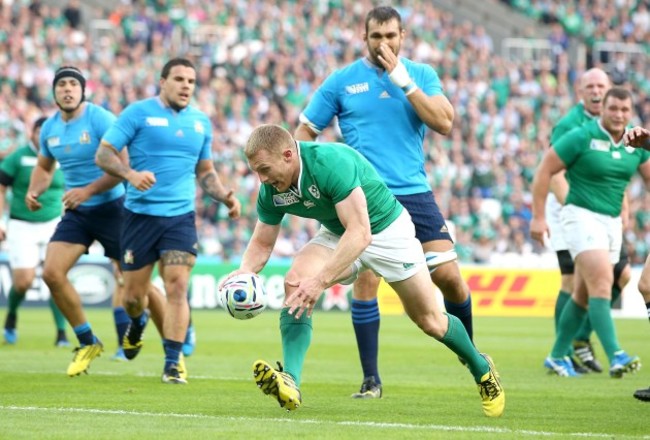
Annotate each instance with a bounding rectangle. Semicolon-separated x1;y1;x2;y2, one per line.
300;57;443;195
40;103;124;206
102;97;213;216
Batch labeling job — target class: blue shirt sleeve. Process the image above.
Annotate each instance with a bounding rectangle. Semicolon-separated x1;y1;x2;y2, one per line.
199;114;213;161
39;119;53;159
408;61;443;97
101;103;140;152
91;106;117;139
300;71;341;132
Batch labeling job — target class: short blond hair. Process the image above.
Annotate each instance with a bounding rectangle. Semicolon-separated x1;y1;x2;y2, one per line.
244;124;294;158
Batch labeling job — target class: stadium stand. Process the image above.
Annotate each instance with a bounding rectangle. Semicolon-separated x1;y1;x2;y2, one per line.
0;0;648;266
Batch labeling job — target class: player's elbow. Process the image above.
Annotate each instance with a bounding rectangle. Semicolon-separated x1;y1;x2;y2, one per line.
438;120;453;136
439;108;455;135
94;154;104;170
358;228;372;249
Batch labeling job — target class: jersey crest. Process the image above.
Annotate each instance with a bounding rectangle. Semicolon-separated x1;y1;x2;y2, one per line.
308;185;320;199
79;131;91;144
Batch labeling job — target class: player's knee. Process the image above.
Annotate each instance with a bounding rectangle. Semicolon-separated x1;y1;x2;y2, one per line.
283;269;301;298
12;278;33;293
411;313;446;339
42;266;65;289
433;271;468;302
163;281;188;304
638;276;650;298
616;264;632;290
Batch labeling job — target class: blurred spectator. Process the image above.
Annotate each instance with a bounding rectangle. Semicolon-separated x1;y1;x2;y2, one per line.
0;0;647;262
63;0;81;29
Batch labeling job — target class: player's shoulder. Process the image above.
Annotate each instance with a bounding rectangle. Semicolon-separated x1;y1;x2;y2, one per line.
401;57;437;75
185;104;210;120
122;97;157;113
40;112;61;134
562;119;593;141
327;58;369;82
2;145;27;163
306;141;357;166
82;103;115;123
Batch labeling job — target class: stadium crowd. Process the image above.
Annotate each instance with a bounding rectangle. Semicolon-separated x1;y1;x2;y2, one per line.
0;0;649;266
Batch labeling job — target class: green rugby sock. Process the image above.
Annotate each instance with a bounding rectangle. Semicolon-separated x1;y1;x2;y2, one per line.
49;297;67;331
7;287;25;316
280;308;312;387
440;313;488;382
551;299;587;359
554;290;571;333
588;297;621;362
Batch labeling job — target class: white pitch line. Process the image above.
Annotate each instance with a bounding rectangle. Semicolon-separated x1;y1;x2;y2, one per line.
1;405;648;439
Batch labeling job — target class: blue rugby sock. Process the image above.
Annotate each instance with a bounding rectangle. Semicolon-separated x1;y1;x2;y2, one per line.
163;339;183;371
73;322;97;347
351;298;381;383
113;306;130;346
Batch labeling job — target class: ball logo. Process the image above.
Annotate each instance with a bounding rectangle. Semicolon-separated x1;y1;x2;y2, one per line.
69;264;115;305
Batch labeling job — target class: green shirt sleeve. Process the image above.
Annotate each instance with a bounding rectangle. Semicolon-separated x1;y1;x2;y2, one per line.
318;157;358;205
553;126;587;167
256;186;284;226
0;148;20;180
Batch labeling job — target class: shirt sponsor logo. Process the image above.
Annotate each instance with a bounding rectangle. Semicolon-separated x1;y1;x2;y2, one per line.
345;82;369;94
146;117;169;127
589;139;610;152
273;192;300;206
79;131;91;144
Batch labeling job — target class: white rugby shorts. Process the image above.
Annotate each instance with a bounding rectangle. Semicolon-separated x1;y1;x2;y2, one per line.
309;210;425;283
7;218;60;269
560;204;621;264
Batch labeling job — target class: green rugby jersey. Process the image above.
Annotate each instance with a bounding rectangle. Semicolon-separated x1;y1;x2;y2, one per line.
554;119;650;217
0;145;64;221
256;141;403;235
550;102;595;145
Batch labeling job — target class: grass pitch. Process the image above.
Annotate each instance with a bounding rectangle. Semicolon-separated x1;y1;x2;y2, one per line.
1;309;649;439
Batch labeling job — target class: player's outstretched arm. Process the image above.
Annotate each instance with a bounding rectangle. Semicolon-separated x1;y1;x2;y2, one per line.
96;141;155;191
0;184;8;240
26;155;56;211
530;149;566;245
196;159;241;219
240;221;281;274
294;123;319;142
317;187;371;288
